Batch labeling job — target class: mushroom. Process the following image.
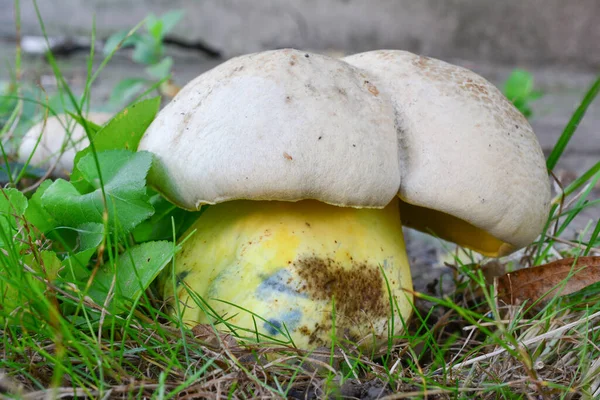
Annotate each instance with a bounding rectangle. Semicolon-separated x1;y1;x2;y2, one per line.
342;50;551;256
18;112;112;175
138;49;550;350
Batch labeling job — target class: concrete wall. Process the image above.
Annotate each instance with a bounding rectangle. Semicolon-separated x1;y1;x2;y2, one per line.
1;0;599;67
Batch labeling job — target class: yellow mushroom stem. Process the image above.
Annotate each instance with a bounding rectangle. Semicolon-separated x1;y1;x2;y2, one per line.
162;197;413;350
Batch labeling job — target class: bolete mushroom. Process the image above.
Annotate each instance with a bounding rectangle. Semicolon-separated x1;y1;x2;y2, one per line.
342;50;551;256
18;112;112;175
138;49;550;350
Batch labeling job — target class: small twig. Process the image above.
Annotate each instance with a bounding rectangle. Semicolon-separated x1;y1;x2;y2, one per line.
462;319;543;331
97;269;117;341
545;235;600;254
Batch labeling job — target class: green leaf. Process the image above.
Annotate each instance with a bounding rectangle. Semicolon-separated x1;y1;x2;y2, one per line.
504;69;534;101
77;222;104;251
529;90;544;101
94;97;159;152
145;57;173;80
24;180;56;233
0;188;28;246
133;192;202;242
132;36;160;65
67;113;103;134
61;247;96;282
87;97;159;153
104;30;142;55
70;96;160;191
25;250;62;280
87;241;173;313
160;10;184;36
109;78;149;106
42;150;154;233
147;16;164;42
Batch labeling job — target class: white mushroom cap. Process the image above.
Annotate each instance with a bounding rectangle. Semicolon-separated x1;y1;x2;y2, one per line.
18;112;112;174
343;50;551;254
139;48;550;255
138;49;400;209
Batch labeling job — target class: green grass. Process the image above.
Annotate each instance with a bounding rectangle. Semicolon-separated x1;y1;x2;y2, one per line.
1;2;600;399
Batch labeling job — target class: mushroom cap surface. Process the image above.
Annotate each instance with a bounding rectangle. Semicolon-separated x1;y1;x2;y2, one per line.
343;50;551;255
18;112;112;174
138;49;400;210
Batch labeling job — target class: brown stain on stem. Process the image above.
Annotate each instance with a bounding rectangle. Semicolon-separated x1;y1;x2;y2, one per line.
293;256;389;344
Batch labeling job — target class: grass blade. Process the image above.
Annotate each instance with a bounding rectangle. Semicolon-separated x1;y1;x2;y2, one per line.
546;76;600;170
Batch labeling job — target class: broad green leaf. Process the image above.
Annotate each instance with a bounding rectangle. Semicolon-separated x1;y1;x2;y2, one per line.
529;90;544;101
87;241;173;313
70;96;160;190
133;36;160;65
61;247;96;283
82;96;159;153
103;30;142;55
24;250;62;280
67;113;103;134
109;78;149;106
0;188;27;246
145;57;173;80
504;69;534;101
24;180;56;233
42;150;154;233
77;222;104;251
133;192;202;242
160;10;184;36
147;16;164;42
104;30;129;55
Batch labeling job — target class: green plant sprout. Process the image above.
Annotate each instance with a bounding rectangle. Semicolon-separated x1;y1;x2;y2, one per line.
104;10;184;105
503;68;543;118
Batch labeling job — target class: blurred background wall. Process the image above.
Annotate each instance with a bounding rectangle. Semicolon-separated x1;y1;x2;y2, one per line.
1;0;599;68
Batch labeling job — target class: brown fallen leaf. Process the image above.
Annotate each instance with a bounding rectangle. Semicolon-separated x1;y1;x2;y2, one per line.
496;256;600;305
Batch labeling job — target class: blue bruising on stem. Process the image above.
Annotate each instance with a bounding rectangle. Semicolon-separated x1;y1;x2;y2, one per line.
256;269;308;300
382;257;395;271
175;270;190;287
264;309;303;336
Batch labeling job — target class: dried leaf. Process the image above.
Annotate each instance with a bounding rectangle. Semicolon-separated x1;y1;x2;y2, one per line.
496;257;600;305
